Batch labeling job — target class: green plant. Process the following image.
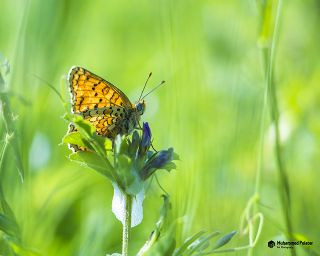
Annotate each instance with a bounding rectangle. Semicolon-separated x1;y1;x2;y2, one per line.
62;112;237;255
63;116;177;255
0;55;40;256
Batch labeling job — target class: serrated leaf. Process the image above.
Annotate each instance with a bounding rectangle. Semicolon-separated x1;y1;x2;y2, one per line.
212;231;237;250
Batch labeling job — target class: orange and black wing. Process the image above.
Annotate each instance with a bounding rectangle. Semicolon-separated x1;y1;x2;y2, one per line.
67;67;133;151
68;66;133;113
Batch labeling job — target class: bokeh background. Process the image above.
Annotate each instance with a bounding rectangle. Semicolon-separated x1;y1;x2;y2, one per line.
0;0;319;255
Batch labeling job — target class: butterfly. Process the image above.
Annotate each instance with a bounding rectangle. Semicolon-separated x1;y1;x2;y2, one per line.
67;66;147;151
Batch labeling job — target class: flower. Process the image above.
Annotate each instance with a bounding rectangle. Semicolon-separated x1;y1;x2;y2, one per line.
63;119;178;193
114;122;176;184
140;148;175;180
63;118;178;227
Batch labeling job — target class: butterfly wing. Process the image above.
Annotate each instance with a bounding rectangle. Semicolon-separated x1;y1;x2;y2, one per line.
68;67;136;151
82;106;128;137
68;66;133;113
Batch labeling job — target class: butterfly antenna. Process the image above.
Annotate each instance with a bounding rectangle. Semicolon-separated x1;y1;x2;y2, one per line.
139;72;152;101
141;80;165;100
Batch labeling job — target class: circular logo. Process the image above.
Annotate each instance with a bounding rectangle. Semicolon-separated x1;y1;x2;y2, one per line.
268;240;276;248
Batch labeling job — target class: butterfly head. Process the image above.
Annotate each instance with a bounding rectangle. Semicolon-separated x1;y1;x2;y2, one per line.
135;100;146;115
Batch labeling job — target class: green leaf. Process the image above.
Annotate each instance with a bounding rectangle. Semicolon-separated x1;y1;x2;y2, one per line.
115;154;143;195
185;231;220;255
62;132;93;150
69;152;114;181
142;232;176;256
0;213;20;238
116;154;134;189
173;231;206;255
117;154;132;173
0;102;25;180
126;175;143;195
104;139;113;152
0;60;24;180
114;134;130;156
73;115;96;136
137;195;171;256
0;183;18;232
212;231;237;250
64;115;112;156
8;134;24;180
195;231;221;253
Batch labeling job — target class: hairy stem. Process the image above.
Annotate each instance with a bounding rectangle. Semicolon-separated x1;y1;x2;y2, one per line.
122;193;132;256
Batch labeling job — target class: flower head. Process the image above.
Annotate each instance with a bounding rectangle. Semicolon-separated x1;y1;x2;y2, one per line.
63;117;178;229
63;120;178;194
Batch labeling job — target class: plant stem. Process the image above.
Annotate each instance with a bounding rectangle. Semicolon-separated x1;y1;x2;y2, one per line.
122;193;132;256
260;1;296;255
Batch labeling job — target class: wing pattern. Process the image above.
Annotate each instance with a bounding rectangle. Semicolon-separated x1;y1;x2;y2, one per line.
68;66;132;112
67;67;137;151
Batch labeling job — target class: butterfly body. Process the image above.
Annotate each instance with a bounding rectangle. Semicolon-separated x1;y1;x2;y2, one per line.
68;67;145;144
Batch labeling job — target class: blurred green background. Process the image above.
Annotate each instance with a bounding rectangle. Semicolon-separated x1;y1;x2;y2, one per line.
0;0;319;255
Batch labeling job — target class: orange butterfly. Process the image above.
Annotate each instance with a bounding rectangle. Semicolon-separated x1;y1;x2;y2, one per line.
68;67;147;150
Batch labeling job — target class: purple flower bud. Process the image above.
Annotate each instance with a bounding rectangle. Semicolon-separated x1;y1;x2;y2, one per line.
140;148;174;180
139;122;152;157
141;122;151;148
